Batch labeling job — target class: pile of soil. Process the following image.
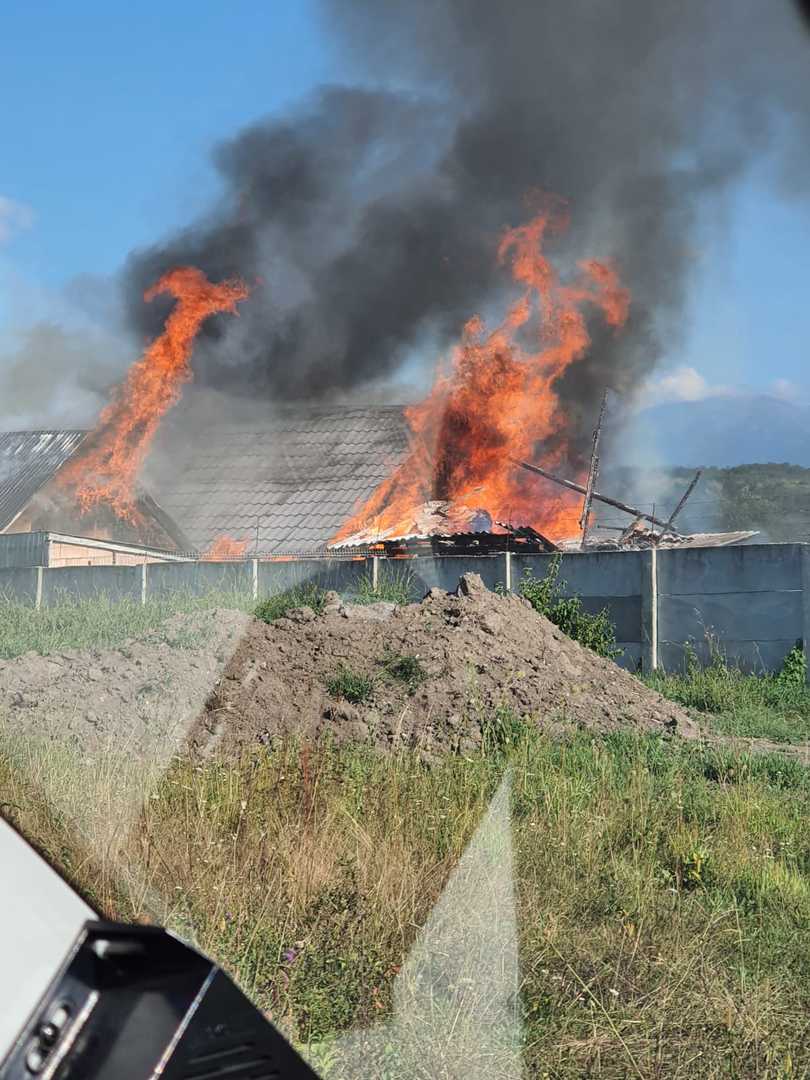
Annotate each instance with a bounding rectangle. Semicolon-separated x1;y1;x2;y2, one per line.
194;573;699;756
0;575;700;763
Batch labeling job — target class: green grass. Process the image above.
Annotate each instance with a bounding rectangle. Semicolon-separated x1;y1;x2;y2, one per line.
254;583;328;623
0;589;255;659
378;650;426;689
3;729;810;1076
355;564;415;606
0;580;327;657
647;645;810;744
326;664;375;704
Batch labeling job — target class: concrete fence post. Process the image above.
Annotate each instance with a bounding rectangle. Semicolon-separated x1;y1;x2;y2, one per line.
504;550;512;593
801;546;810;684
372;555;380;591
252;558;259;601
140;562;147;606
640;547;658;673
35;566;43;611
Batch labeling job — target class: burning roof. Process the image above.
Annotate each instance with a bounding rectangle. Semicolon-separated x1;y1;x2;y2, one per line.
57;268;249;524
0;429;190;551
330;204;629;549
0;431;88;533
330;500;494;549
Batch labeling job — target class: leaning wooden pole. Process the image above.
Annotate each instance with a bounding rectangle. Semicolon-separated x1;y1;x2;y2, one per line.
513;458;677;533
579;391;608;548
662;470;702;536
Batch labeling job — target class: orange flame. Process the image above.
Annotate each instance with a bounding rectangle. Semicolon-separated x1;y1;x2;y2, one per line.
59;267;250;522
202;535;249;560
333;201;629;544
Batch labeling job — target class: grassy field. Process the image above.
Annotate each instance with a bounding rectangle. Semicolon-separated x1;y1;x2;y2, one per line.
644;647;810;745
0;589;256;658
2;589;810;1074
2;728;809;1078
0;568;416;659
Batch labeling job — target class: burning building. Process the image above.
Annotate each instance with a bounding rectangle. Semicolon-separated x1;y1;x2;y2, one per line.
1;205;758;562
0;430;189;566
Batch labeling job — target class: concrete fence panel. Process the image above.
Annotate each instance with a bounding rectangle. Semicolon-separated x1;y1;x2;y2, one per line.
657;543;802;596
656;544;803;674
659;590;802;646
41;565;142;605
0;567;41;606
521;549;645;598
146;561;254;599
512;550;647;671
658;639;799;675
257;558;367;599
576;594;643;644
402;555;506;598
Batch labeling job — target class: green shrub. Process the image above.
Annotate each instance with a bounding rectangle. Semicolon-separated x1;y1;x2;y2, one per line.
326;665;375;704
518;555;621;659
255;583;327;623
776;642;807;690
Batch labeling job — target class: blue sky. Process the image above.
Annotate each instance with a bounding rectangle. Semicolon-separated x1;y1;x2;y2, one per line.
2;2;810;410
0;2;334;287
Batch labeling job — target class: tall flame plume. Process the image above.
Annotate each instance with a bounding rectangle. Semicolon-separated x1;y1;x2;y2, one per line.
60;267;249;522
333;201;629;544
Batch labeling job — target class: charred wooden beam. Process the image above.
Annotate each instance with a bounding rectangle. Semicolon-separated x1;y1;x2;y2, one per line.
512;458;679;533
579;391;607;548
662;470;702;535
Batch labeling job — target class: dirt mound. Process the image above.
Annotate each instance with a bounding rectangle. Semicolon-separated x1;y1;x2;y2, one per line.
195;573;699;756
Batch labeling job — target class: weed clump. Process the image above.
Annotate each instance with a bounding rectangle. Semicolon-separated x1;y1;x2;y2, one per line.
379;651;426;689
254;584;327;624
518;555;620;660
481;705;531;754
326;665;375;704
355;565;415;606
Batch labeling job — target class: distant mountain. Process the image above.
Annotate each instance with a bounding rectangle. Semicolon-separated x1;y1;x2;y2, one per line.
617;395;810;468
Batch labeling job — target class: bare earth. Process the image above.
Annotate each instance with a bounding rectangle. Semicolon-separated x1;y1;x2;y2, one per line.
0;609;251;759
195;573;699;756
0;574;702;763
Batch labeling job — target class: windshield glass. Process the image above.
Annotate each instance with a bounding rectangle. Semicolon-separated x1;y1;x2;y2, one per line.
3;3;810;1078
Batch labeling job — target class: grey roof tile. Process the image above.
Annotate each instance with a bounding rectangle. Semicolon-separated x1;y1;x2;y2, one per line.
0;408;410;554
0;431;88;530
155;405;409;553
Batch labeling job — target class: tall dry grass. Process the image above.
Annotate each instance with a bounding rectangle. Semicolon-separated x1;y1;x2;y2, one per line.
1;729;809;1077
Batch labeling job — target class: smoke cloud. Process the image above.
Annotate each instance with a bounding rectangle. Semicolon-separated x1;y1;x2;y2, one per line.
123;0;810;464
0;323;127;430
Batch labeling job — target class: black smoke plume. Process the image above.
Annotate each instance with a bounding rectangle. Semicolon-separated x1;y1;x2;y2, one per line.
124;0;810;463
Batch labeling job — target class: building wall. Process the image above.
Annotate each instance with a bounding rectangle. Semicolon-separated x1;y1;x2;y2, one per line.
47;541;171;567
